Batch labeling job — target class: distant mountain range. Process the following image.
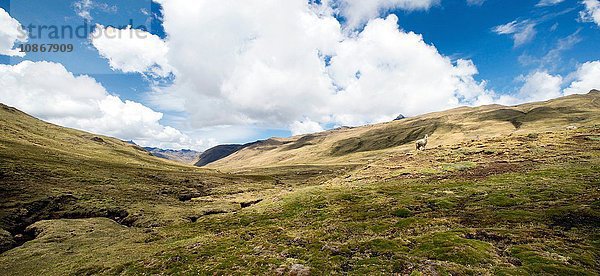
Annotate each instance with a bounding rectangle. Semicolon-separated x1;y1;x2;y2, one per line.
143;147;202;165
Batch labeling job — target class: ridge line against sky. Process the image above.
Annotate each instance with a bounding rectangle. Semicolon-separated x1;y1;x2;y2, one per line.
0;0;599;151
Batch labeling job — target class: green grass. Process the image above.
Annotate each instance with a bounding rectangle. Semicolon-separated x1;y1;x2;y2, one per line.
412;231;496;266
392;208;412;218
4;162;594;275
1;100;600;275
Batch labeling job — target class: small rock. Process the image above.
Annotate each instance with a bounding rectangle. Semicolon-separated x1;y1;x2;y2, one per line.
289;264;311;276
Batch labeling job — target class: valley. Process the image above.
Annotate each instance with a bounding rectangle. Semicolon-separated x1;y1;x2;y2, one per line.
0;91;599;275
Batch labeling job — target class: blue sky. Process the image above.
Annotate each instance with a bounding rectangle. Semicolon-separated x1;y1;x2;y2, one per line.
2;0;156;94
390;0;600;91
0;0;599;150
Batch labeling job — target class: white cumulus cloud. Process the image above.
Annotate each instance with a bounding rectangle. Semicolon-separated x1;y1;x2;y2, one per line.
152;0;342;127
516;71;563;103
91;25;172;77
580;0;600;26
0;8;27;57
327;15;492;125
494;63;600;105
290;119;324;136
0;61;205;150
563;61;600;95
147;1;492;132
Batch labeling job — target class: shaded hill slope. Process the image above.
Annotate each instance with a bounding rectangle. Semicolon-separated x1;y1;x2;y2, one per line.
208;90;600;170
194;139;293;167
194;144;245;166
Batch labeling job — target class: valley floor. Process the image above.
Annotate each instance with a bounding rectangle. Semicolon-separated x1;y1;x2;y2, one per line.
1;127;599;275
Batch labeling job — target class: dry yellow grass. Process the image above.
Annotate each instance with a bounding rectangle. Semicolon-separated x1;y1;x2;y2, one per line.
209;91;600;170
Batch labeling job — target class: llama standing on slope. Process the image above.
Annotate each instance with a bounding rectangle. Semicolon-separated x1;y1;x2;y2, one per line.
416;134;429;151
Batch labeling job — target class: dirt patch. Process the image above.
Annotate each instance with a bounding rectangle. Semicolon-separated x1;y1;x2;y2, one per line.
384;160;534;182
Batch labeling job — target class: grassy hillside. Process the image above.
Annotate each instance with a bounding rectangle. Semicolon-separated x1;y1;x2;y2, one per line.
1;92;599;275
0;103;345;249
208;90;600;170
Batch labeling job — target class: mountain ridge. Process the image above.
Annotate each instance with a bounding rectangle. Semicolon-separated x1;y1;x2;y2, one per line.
204;90;600;170
144;147;202;165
